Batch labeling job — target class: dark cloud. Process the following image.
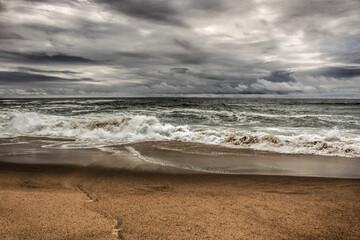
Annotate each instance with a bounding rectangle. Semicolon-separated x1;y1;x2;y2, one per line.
195;73;253;83
0;51;95;64
17;67;78;75
0;0;359;97
313;67;360;79
0;23;24;40
94;0;187;27
115;51;157;60
173;39;198;51
170;68;189;74
22;0;73;3
0;71;92;84
23;24;65;35
0;32;24;40
168;53;208;65
264;71;296;82
280;0;357;19
190;0;225;11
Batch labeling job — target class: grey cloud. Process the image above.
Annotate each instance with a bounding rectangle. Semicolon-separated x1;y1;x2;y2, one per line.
199;74;250;83
112;50;209;67
294;66;360;80
189;0;225;11
280;1;358;19
115;51;157;60
173;39;198;51
168;53;208;65
264;71;296;83
17;67;78;75
163;67;259;84
0;32;23;40
0;51;95;64
0;0;359;97
22;0;65;2
170;68;189;74
274;1;360;33
311;67;360;79
0;71;92;83
23;23;65;35
0;23;24;40
126;68;271;96
94;0;187;27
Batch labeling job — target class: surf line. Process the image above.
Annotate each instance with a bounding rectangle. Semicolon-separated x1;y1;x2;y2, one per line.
125;146;230;174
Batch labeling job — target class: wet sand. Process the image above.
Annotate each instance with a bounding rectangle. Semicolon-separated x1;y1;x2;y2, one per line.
114;141;360;178
1;137;360;178
0;138;360;239
0;161;360;239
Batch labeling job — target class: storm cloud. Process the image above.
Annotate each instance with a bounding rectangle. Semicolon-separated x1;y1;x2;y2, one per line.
0;0;359;97
95;0;187;27
0;51;95;64
0;71;92;83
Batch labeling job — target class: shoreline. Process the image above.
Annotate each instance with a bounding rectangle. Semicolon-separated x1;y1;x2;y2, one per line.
1;160;359;239
1;137;360;178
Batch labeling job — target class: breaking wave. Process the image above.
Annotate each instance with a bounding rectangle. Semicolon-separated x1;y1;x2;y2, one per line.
0;111;359;157
1;111;222;147
223;130;360;157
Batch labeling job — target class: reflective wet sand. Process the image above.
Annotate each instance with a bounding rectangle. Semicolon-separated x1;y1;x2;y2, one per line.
1;137;359;178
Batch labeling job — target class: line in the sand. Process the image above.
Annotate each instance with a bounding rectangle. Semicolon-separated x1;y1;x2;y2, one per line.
76;184;124;239
77;185;96;202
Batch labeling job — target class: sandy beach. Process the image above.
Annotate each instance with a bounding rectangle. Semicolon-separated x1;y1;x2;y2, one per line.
1;159;359;239
1;138;360;239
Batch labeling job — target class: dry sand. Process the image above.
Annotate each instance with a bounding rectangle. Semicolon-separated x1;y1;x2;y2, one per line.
0;161;359;240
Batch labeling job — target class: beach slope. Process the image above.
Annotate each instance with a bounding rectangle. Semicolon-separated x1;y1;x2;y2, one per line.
0;161;359;240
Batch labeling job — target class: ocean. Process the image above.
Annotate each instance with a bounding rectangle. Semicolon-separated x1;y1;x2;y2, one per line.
1;98;359;158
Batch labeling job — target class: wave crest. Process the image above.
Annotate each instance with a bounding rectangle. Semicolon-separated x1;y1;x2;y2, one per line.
223;132;359;157
224;134;280;145
1;111;359;158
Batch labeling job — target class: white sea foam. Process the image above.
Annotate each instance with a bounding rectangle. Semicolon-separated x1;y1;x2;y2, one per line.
0;111;359;157
124;146;229;173
222;127;360;157
1;111;220;146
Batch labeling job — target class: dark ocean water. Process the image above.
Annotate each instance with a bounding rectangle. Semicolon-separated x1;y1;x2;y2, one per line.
1;98;359;157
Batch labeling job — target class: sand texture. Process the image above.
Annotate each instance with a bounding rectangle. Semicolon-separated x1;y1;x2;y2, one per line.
0;162;359;240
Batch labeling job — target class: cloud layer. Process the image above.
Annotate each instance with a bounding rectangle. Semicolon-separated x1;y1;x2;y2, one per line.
0;0;359;97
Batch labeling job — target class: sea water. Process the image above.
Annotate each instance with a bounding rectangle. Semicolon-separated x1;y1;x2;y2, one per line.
0;98;359;157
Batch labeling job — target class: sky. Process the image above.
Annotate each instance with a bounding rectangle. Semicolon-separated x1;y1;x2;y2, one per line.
0;0;359;98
